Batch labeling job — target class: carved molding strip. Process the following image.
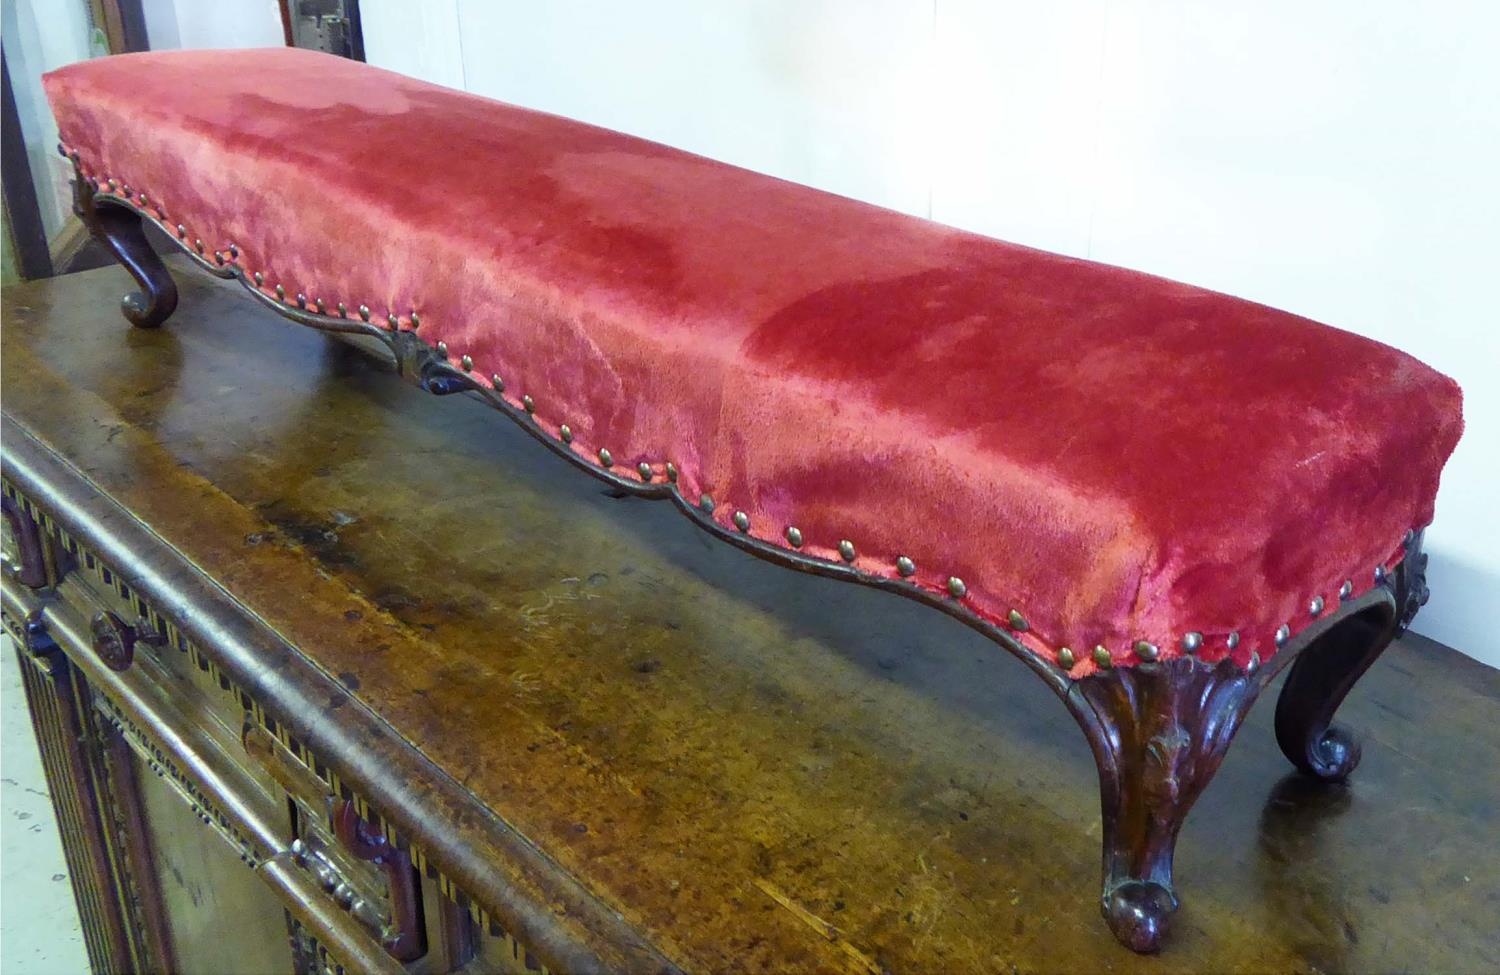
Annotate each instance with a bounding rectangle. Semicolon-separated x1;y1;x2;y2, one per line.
2;477;544;965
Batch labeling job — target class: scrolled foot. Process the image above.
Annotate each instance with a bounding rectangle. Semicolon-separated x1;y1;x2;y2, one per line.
1104;881;1176;954
1298;723;1363;782
1275;607;1393;782
1276;534;1426;781
121;283;178;329
73;177;179;328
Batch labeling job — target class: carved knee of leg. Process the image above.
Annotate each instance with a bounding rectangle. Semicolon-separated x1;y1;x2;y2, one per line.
1069;658;1262;953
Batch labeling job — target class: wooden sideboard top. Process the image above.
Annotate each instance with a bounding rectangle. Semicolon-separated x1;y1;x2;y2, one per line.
4;262;1497;974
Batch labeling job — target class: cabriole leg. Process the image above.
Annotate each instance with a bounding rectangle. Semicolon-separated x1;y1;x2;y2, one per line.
72;176;178;328
1275;532;1427;780
1273;609;1393;780
1065;658;1262;953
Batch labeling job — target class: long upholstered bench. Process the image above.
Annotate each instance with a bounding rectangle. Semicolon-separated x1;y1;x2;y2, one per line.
45;48;1463;954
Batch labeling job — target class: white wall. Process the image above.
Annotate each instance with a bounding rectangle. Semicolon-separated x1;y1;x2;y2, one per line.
140;0;283;50
360;0;465;90
929;2;1500;665
374;2;1500;667
2;0;282;238
3;0;101;237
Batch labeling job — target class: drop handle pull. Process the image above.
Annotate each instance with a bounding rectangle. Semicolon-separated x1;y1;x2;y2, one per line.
332;800;427;963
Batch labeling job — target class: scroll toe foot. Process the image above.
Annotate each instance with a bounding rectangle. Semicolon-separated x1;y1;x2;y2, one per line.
1104;881;1177;954
1303;723;1363;782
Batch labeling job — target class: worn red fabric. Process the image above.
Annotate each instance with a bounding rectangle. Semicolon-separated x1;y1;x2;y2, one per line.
44;48;1463;674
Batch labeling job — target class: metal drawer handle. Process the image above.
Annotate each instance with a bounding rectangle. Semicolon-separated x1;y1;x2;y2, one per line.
332;800;426;963
89;610;160;672
246;728;425;962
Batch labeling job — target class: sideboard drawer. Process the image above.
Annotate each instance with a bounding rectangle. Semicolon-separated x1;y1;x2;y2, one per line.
6;567;409;975
4;552;411;966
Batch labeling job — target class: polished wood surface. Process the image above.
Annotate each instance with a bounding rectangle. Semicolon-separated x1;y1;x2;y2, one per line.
3;263;1497;972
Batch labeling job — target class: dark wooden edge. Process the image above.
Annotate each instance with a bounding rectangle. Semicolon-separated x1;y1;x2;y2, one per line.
2;49;54;280
94;0;150;54
1;419;683;975
276;0;296;48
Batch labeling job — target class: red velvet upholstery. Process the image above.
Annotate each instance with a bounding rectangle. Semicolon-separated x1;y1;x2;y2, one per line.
45;48;1462;674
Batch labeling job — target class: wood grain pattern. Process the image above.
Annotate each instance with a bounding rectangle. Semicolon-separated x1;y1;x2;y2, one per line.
3;264;1497;971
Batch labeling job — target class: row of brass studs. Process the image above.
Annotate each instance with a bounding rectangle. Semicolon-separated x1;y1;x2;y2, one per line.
373;301;1412;677
58;147;1414;680
59;152;989;633
1066;531;1412;673
59;153;1082;669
